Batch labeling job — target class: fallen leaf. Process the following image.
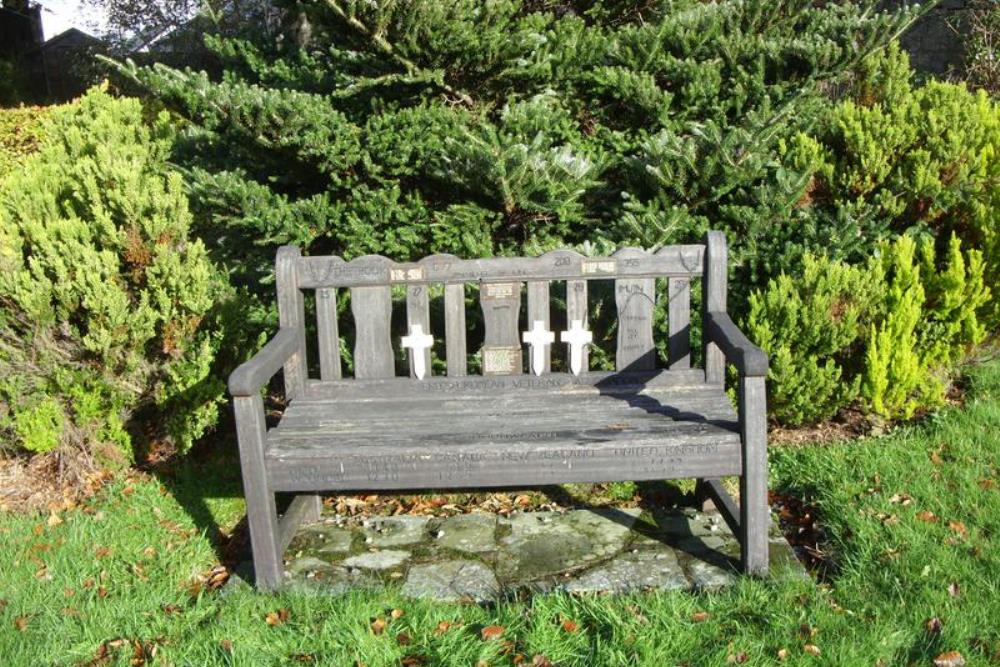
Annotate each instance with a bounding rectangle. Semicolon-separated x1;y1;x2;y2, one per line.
97;586;109;599
916;511;938;523
400;656;425;666
220;640;232;652
47;512;63;527
481;625;505;640
532;656;552;667
925;617;943;634
162;604;181;616
930;451;943;465
142;547;156;559
265;609;290;626
978;479;995;490
726;652;748;663
803;644;821;656
777;648;789;660
63;587;75;597
370;617;386;635
94;546;111;559
390;608;405;620
435;621;453;635
933;651;966;667
947;582;961;597
396;632;411;646
561;619;578;633
948;521;968;538
691;611;710;623
13;616;29;631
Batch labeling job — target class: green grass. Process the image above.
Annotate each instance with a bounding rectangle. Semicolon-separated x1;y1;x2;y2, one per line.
1;362;999;666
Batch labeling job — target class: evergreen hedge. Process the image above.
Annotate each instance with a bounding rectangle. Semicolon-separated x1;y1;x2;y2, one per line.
0;87;232;463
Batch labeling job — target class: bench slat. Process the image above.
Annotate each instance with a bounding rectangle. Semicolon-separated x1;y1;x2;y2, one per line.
444;283;467;376
266;437;741;491
668;277;691;369
350;284;395;378
316;287;342;380
566;279;589;373
614;248;656;372
526;280;551;374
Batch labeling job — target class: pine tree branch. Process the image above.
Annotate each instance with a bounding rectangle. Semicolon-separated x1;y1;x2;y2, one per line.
322;0;474;106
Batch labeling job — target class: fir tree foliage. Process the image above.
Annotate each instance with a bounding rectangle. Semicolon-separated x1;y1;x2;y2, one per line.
111;0;917;294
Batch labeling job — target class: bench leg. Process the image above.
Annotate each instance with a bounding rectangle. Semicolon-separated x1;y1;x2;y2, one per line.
694;478;715;513
739;376;769;575
234;395;284;590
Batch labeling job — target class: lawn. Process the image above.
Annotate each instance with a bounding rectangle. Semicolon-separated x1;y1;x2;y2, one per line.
1;361;998;666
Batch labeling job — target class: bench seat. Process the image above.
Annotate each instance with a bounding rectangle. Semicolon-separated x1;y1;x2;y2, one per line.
265;373;741;491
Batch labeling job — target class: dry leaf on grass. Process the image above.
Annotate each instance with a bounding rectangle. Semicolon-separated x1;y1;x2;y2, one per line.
803;644;821;656
933;651;966;667
265;609;290;626
369;617;386;635
481;625;505;640
925;617;943;634
560;619;578;633
916;510;938;523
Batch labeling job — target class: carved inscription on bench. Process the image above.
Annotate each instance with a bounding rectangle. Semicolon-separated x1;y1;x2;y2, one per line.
280;442;723;486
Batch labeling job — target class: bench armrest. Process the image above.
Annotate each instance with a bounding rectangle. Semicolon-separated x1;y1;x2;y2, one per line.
704;312;768;377
228;327;302;397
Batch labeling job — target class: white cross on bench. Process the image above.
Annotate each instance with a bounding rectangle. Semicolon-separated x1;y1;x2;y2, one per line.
522;320;555;376
401;324;434;380
561;319;593;376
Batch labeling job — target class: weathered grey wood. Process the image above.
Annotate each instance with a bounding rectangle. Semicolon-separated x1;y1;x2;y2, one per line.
278;494;322;552
527;280;551;374
696;478;740;535
703;232;727;385
668;277;691;370
480;282;522;375
304;369;711;399
266;439;742;492
276;246;307;398
739;374;769;575
444;283;467;376
228;327;301;396
704;311;768;376
316;288;342;380
233;395;282;590
566;279;589;373
297;246;706;289
406;284;432;379
350;284;395;379
614;248;656;371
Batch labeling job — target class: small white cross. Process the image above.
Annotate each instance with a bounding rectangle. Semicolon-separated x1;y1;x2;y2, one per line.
401;324;434;380
522;320;555;376
561;319;592;375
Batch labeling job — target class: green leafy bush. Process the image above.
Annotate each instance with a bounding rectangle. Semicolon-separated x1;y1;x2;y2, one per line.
784;44;1000;325
0;86;231;462
746;255;881;424
0;105;50;179
748;235;990;425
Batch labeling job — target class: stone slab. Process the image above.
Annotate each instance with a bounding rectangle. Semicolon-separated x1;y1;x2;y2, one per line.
280;507;808;599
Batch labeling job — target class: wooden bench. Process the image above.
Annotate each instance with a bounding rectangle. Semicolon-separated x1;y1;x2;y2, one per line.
229;231;769;590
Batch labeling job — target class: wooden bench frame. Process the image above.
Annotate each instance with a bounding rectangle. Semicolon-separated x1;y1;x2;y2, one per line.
229;231;769;590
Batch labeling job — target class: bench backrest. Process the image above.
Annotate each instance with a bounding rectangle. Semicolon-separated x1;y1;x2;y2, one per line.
275;231;728;397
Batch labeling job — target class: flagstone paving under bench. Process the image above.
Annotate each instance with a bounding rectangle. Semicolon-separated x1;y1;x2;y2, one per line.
276;507;807;600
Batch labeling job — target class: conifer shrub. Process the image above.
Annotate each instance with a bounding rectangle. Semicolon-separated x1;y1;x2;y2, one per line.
0;87;231;463
784;44;1000;325
0;105;50;179
111;0;916;297
748;235;990;425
